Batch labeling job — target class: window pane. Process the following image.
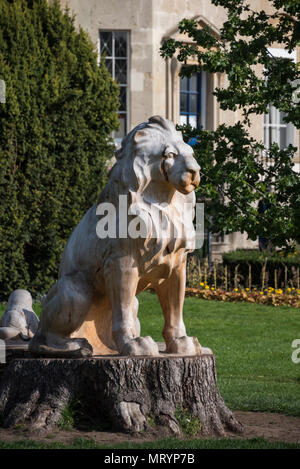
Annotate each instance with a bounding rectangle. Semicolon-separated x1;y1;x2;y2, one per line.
270;126;279;146
279;127;287;149
190;94;198;113
180;115;187;125
189;115;197;128
180;75;188;91
268;127;273;147
190;73;198;92
264;127;269;149
279;111;287;125
105;58;112;74
118;86;126;111
115;32;127;57
269;105;279;125
287;122;295;147
115;114;126;139
180;93;188;112
100;32;112;56
115;59;127;84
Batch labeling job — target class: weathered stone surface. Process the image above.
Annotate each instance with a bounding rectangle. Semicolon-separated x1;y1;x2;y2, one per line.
29;116;207;359
0;290;39;342
0;354;243;436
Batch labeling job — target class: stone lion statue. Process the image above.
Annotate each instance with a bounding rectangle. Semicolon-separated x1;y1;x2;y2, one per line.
29;116;210;357
0;290;39;342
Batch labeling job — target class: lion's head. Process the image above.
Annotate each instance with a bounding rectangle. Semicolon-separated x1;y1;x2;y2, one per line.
109;116;200;198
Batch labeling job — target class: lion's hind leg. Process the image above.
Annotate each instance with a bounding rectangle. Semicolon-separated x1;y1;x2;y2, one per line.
29;271;93;357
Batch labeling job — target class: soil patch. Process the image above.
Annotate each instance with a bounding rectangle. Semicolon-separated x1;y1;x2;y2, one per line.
0;411;299;446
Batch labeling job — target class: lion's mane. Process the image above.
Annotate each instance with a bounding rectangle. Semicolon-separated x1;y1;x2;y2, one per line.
99;116;183;199
97;115;195;254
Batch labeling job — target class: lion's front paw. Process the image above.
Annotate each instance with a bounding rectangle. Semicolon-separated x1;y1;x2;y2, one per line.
120;336;159;356
166;336;212;356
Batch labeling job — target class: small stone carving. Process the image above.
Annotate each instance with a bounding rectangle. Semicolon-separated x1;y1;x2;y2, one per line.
0;289;39;341
29;116;211;357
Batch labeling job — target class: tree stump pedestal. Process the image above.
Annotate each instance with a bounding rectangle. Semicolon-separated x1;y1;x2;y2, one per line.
0;350;243;436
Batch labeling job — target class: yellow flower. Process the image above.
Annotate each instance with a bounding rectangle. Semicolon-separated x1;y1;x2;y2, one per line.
200;282;204;286
259;291;263;295
245;288;249;291
234;288;238;292
211;287;215;291
205;285;209;289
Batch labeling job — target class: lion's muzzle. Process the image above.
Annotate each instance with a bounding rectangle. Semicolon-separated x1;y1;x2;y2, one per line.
189;168;200;188
185;157;200;188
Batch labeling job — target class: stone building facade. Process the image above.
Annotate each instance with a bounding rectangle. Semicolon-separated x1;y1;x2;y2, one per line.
60;0;300;260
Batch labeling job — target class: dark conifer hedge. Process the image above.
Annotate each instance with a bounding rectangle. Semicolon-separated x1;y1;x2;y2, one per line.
0;0;119;299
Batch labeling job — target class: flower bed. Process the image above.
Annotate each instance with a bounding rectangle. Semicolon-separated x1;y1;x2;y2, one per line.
185;286;300;307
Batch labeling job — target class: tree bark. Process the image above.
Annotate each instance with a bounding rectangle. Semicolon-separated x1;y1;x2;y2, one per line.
0;353;243;436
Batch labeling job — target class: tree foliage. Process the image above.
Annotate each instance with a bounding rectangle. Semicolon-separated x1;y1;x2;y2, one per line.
161;0;300;249
0;0;119;299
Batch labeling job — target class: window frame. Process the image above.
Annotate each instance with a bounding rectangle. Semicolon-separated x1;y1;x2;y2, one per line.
263;48;296;151
263;105;295;151
179;71;201;129
99;30;130;144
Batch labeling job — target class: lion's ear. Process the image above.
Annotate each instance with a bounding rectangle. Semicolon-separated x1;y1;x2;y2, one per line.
133;129;148;144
